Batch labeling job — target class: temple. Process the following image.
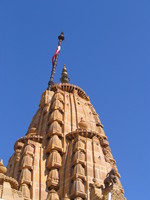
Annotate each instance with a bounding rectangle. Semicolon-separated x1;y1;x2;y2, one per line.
0;34;126;200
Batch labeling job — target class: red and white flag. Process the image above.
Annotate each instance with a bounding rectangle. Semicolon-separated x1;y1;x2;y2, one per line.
52;45;61;66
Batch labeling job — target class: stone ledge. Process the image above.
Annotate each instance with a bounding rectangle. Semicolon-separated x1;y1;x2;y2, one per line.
0;173;18;190
66;129;106;140
14;135;43;148
51;83;90;101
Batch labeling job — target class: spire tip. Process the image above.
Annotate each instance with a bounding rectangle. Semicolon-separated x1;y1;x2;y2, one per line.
60;64;70;83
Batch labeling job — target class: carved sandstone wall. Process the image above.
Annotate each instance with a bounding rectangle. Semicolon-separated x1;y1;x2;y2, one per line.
5;83;125;200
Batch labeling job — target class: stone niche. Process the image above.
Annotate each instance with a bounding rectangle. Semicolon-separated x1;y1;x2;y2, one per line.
46;135;62;153
47;150;62;169
47;169;59;189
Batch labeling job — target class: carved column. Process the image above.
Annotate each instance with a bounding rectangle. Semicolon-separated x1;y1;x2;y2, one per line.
46;91;64;200
70;136;87;200
13;141;24;181
19;143;34;200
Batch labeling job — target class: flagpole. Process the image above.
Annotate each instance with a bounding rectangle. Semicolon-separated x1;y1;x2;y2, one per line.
108;192;111;200
48;32;64;90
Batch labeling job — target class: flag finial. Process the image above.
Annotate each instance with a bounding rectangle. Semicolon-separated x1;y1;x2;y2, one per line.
48;32;65;90
58;32;64;41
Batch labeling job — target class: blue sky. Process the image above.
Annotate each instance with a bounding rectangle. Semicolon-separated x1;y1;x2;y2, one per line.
0;1;150;199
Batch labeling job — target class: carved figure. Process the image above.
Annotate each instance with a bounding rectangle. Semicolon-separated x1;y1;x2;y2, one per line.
104;168;117;188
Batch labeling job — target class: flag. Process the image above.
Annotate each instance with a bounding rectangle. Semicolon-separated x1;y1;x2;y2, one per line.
52;45;61;66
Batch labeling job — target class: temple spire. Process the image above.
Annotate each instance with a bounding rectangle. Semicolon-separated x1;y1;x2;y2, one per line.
48;32;64;90
60;64;70;83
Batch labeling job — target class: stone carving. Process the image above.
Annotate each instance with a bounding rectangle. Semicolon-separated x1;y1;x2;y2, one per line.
93;136;100;144
23;145;34;156
104;169;117;188
21;155;33;169
103;188;126;200
4;80;126;199
103;146;111;156
0;173;18;189
101;137;109;147
15;149;22;162
0;160;7;174
0;178;23;200
78;118;88;130
69;131;87;199
103;146;117;165
47;150;62;169
74;140;85;152
20;168;32;185
63;193;70;199
18;143;35;199
53;92;64;102
47;169;59;189
73;163;85;176
6;155;15;177
46;135;62;153
14;141;24;151
48;110;63;125
48;121;62;137
71;178;85;198
47;189;59;200
27;127;37;136
90;186;103;200
40;90;54;108
20;183;30;199
45;89;65;200
73;150;85;163
51;99;64;112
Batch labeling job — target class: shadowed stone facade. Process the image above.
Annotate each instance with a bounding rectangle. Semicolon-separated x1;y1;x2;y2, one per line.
0;68;126;199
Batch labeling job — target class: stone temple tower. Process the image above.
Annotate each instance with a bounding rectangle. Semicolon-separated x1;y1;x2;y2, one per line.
0;34;126;200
